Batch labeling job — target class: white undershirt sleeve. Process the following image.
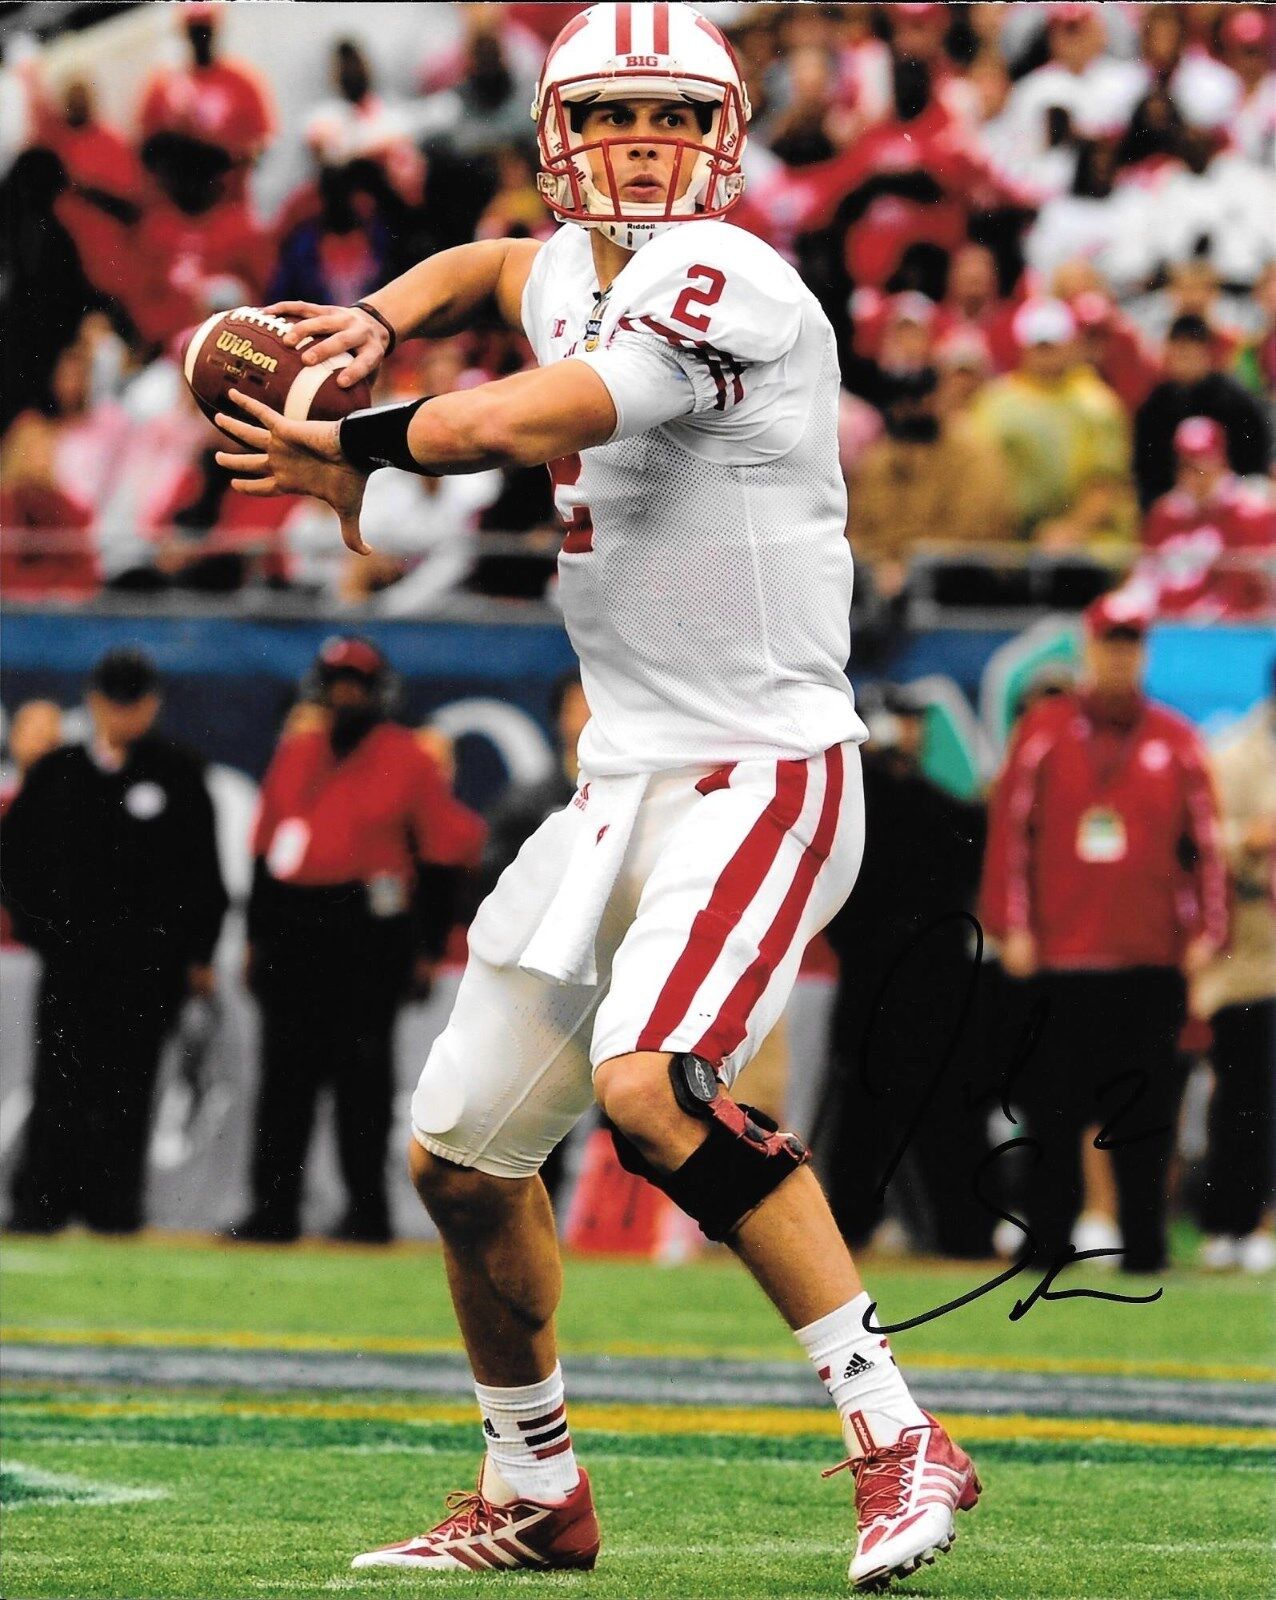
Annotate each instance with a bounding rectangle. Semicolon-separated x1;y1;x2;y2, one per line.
567;332;697;442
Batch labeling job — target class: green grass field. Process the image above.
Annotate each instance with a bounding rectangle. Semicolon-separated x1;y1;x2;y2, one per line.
2;1235;1273;1600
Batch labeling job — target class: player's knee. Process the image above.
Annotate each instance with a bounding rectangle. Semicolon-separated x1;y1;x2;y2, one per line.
407;1141;513;1239
594;1052;673;1137
594;1051;696;1167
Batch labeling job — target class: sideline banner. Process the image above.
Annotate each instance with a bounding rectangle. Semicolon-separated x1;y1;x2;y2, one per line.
2;611;1271;807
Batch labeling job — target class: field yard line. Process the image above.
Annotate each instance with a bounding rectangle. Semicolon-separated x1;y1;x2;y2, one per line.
6;1393;1273;1451
2;1323;1270;1384
2;1459;168;1508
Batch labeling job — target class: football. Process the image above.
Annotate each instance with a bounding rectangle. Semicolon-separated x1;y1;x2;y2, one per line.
179;306;373;439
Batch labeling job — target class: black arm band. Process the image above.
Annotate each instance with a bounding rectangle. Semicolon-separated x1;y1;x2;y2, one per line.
353;300;398;354
339;397;433;474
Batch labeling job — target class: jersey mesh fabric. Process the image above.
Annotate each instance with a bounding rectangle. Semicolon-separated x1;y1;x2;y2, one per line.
525;222;866;775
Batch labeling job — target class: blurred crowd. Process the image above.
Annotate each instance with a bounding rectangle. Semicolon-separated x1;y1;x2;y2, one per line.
0;1;1272;617
2;619;1272;1270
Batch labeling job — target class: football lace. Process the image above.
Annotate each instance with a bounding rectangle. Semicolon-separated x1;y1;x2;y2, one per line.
227;306;311;348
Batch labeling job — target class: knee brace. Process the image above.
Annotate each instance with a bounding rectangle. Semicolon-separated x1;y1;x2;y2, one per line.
610;1053;809;1241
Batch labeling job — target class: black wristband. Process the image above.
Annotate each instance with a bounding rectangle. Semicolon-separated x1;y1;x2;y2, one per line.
339;397;433;474
353;300;398;354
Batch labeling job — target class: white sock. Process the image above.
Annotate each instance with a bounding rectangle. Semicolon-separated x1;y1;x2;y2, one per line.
473;1365;580;1503
795;1293;928;1456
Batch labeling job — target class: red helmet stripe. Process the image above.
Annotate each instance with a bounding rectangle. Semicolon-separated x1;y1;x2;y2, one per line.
544;9;589;67
653;1;670;54
615;1;632;54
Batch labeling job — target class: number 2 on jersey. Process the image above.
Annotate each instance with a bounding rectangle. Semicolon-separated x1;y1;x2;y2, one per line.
671;264;726;334
548;453;593;553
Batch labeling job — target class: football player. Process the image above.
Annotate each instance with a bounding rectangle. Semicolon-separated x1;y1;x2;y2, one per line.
215;4;981;1588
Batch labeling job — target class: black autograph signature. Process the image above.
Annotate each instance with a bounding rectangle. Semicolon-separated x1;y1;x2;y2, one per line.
841;911;1166;1333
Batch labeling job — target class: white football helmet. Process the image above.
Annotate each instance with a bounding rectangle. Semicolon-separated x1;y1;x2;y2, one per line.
533;1;751;252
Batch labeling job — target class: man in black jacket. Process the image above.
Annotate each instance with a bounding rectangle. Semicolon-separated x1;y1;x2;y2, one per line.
819;688;991;1258
1134;314;1272;509
2;649;227;1234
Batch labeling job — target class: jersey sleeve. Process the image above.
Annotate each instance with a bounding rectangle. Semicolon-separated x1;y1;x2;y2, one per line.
568;334;697;440
602;223;805;417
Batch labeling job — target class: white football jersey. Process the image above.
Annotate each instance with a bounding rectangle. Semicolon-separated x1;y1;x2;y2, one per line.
521;219;865;776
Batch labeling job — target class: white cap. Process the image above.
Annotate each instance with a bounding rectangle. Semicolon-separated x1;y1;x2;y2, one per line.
1013;297;1077;349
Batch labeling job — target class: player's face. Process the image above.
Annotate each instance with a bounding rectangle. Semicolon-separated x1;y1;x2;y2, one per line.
578;99;703;207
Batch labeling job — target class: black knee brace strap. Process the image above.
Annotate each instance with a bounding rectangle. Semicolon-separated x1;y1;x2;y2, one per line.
610;1054;810;1241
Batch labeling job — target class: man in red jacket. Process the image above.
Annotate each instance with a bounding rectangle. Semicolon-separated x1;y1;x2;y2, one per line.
1136;416;1276;621
979;594;1228;1273
228;636;485;1244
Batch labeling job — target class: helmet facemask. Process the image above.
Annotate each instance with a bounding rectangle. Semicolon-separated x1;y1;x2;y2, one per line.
536;71;748;251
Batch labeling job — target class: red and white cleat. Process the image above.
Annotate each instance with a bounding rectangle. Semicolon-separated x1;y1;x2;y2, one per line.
825;1412;982;1592
351;1462;600;1572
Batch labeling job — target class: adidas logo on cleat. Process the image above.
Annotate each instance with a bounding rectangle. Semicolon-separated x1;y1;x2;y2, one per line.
843;1353;875;1381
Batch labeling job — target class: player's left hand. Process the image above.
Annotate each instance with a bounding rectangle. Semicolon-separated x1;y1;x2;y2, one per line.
215;388;372;555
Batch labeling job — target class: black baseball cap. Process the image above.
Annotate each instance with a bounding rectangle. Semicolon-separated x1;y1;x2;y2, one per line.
89;648;160;704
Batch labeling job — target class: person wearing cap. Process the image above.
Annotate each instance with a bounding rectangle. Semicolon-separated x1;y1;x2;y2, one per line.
969;296;1131;536
978;597;1229;1273
1222;7;1275;168
1134;415;1276;619
137;1;275;193
1;649;228;1235
994;3;1139;199
1134;313;1272;510
228;637;485;1245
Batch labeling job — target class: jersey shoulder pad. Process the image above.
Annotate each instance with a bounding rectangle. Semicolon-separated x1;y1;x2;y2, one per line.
613;221;804;364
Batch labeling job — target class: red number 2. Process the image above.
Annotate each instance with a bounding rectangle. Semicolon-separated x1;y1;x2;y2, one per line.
670;264;726;333
548;453;594;553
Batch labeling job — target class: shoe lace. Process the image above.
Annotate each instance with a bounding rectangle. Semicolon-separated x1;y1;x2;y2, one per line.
432;1490;500;1539
822;1441;916;1525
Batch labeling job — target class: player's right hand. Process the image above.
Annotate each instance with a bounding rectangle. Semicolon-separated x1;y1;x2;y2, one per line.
264;300;392;389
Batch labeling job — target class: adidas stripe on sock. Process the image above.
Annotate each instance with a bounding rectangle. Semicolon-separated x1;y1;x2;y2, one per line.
795;1293;928;1456
474;1364;580;1502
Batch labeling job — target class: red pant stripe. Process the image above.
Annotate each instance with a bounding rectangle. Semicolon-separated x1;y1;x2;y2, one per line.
636;758;808;1053
693;746;843;1063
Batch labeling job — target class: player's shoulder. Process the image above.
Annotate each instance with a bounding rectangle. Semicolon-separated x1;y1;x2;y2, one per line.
531;222;594;280
614;221;807;363
624;220;802;303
